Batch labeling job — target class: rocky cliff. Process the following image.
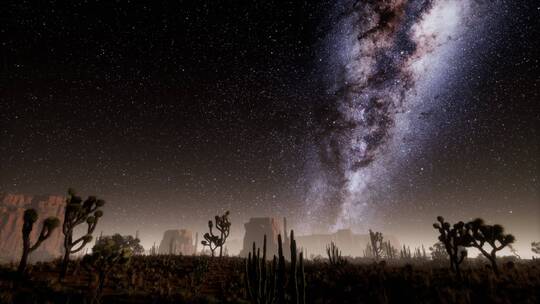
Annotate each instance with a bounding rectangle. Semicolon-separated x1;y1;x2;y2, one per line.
0;193;65;263
158;229;195;255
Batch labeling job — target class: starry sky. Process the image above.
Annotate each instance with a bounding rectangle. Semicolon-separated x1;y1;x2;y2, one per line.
1;0;538;256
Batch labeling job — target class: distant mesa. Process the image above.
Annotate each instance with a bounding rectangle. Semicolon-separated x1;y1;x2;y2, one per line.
158;229;196;255
240;217;283;258
0;193;65;263
240;217;400;258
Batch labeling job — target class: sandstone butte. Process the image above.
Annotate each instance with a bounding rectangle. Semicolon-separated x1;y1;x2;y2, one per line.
0;193;65;263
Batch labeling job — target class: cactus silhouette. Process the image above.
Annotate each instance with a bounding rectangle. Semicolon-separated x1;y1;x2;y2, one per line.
18;209;60;274
245;230;306;304
465;218;515;275
201;210;231;257
60;188;105;279
245;235;276;304
382;241;397;259
326;241;345;266
433;216;470;278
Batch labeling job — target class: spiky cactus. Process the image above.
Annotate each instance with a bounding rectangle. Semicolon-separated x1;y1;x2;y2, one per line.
465;218;515;275
61;188;105;278
245;231;306;304
18;209;60;274
245;235;276;304
326;241;345;266
382;241;397;259
433;216;470;278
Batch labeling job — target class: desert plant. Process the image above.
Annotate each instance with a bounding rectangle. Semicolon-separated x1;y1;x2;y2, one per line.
532;241;540;256
429;242;448;260
433;216;470;278
245;235;277;304
400;245;412;260
18;209;60;274
465;218;515;275
61;188;105;278
326;241;345;266
382;241;397;259
246;231;306;304
201;210;231;257
83;234;132;300
369;229;384;260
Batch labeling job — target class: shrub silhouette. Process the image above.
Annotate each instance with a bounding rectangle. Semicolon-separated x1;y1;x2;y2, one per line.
18;209;60;274
83;234;132;300
532;241;540;256
429;242;448;261
60;188;105;278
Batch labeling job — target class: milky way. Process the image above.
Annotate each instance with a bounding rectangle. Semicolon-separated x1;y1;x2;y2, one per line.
303;0;498;232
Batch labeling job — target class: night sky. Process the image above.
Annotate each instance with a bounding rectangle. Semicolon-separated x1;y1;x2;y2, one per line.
1;0;538;256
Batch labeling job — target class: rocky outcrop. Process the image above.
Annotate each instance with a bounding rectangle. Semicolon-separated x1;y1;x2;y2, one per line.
0;193;65;262
158;229;195;255
239;217;401;259
240;217;282;258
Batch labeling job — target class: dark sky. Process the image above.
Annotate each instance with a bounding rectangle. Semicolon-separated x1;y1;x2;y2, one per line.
1;0;538;256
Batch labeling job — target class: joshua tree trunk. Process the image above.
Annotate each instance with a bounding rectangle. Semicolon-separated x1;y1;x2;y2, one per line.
489;252;499;275
61;249;70;279
18;247;30;274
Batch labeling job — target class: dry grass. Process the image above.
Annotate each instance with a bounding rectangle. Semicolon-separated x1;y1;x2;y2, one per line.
1;256;539;303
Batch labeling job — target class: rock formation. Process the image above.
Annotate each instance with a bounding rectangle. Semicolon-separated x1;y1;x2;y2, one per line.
158;229;195;255
0;193;65;262
240;217;282;258
239;217;401;259
296;228;401;258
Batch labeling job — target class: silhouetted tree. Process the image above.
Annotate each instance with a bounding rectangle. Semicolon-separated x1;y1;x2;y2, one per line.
465;218;515;275
18;209;60;274
433;216;470;278
83;234;132;301
369;229;384;260
201;210;230;257
96;233;144;255
61;188;105;279
429;242;448;261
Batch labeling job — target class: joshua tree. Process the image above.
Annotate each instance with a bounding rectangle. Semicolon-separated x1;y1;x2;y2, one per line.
83;234;132;301
433;216;470;278
18;209;60;274
201;210;231;257
61;188;105;278
429;242;448;261
326;241;345;266
465;218;515;275
369;229;384;260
